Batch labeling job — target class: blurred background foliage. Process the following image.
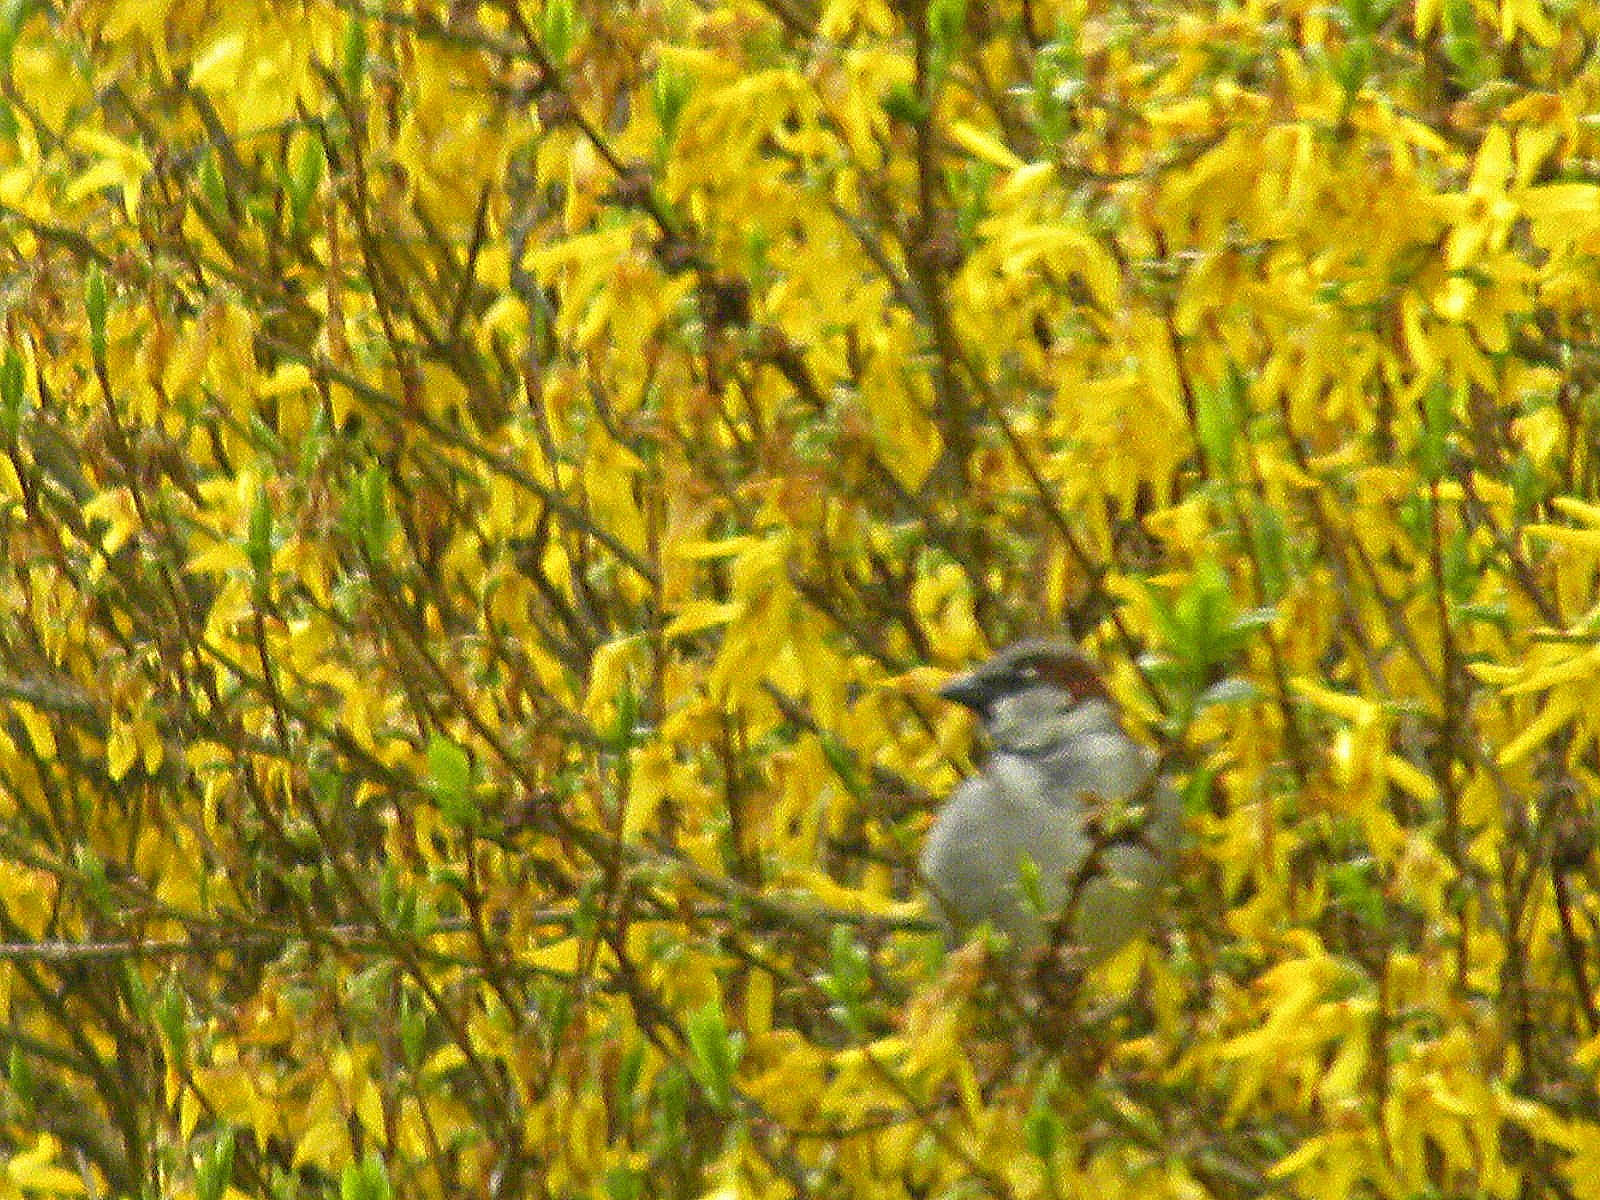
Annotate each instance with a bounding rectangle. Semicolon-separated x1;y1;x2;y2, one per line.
1;0;1600;1196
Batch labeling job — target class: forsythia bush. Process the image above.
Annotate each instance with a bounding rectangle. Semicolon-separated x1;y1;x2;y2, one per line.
1;0;1599;1195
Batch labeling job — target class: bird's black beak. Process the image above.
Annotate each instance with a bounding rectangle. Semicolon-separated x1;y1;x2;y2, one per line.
938;667;996;714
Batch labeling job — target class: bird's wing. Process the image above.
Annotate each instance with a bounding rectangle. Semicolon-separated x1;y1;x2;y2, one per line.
923;758;1093;953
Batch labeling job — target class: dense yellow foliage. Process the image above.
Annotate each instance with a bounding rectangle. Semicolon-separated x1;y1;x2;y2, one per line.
2;0;1599;1196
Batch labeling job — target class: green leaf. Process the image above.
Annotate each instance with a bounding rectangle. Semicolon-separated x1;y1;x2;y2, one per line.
1441;0;1485;87
195;1129;235;1200
1031;33;1084;144
1016;853;1047;916
1397;492;1431;548
76;845;113;917
1194;370;1244;479
300;402;331;474
605;1167;644;1200
543;0;579;63
7;1046;32;1106
1508;453;1543;522
246;483;273;585
1249;499;1289;603
1181;764;1216;817
1025;1064;1064;1160
341;16;367;97
601;683;642;752
819;925;871;1034
0;0;31;72
155;980;189;1072
286;134;324;235
398;993;426;1067
928;0;967;70
340;1154;392;1200
881;81;928;125
344;463;392;559
1416;379;1453;482
0;344;24;439
199;149;227;212
85;263;107;363
1328;856;1388;932
427;733;477;827
651;62;693;144
1442;525;1474;606
818;731;866;802
1333;38;1372;99
686;999;742;1112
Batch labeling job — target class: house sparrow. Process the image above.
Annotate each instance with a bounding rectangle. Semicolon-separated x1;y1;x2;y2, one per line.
920;639;1180;963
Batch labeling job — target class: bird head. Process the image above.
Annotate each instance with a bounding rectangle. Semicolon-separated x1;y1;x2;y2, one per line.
939;639;1116;754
